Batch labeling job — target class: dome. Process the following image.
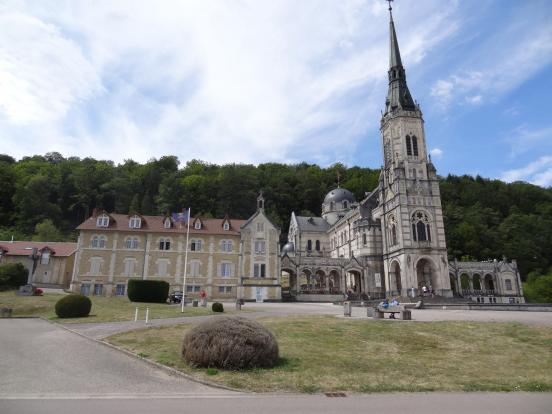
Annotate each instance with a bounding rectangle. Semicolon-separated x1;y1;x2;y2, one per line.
323;188;356;204
281;242;295;254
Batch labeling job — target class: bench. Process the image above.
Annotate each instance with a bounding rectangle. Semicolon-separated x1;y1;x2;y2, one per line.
368;305;411;320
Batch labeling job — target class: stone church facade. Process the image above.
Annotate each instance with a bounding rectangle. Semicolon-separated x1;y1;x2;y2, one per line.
280;8;525;304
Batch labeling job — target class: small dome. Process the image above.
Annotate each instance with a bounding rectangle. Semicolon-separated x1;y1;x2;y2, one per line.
281;242;295;254
323;188;356;204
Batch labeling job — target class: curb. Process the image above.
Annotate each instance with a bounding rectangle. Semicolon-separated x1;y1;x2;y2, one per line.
41;317;244;394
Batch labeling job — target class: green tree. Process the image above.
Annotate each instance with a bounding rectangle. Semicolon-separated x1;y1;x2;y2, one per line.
33;219;63;242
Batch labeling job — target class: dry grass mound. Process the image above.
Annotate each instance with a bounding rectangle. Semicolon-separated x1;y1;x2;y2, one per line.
182;317;279;370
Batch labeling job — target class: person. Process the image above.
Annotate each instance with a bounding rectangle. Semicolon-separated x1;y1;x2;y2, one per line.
422;285;428;296
199;289;207;306
390;297;399;306
380;298;389;309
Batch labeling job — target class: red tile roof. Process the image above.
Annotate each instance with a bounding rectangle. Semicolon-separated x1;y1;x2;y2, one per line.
76;213;246;236
0;241;77;257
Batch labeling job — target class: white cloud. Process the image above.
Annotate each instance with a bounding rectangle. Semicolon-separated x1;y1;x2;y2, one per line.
501;156;552;187
430;148;443;159
505;125;552;157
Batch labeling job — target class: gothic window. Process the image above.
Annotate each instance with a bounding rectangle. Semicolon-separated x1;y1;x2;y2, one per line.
505;279;512;290
411;211;431;242
384;140;391;164
412;136;419;156
406;135;412;156
388;215;398;246
307;240;312;251
315;240;320;251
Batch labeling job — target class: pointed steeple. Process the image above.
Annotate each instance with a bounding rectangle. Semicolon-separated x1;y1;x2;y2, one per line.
384;1;416;117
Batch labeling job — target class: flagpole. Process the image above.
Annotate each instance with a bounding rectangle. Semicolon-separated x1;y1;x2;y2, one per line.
181;208;191;312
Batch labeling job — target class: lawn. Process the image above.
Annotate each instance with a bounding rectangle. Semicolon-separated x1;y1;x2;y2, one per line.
106;316;552;393
0;291;236;323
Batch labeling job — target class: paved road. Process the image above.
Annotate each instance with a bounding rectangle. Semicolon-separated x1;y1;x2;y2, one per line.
66;302;552;339
0;319;234;398
1;393;552;414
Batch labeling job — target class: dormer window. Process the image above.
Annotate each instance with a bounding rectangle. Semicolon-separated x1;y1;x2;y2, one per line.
96;214;109;227
223;222;230;231
40;250;51;265
194;220;202;230
129;215;141;229
164;218;172;229
343;201;348;209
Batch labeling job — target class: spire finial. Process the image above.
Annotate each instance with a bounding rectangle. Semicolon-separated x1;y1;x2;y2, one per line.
387;0;393;19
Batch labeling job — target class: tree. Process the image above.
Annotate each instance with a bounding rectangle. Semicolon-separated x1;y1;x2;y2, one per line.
33;219;63;242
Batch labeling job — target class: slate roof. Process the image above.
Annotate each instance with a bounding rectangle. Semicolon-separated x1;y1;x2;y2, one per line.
295;216;330;232
77;213;246;236
0;241;77;257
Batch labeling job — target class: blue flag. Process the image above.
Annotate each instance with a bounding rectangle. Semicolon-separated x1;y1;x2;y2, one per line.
172;208;190;223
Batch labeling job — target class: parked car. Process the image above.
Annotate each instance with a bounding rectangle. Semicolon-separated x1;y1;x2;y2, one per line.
169;291;183;304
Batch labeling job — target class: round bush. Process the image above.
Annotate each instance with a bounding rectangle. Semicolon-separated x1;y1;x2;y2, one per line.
182;317;279;370
55;294;92;318
212;302;224;312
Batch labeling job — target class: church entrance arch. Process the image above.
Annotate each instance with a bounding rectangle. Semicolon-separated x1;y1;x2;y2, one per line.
416;258;436;294
329;269;341;294
484;274;495;293
389;260;402;296
281;268;296;297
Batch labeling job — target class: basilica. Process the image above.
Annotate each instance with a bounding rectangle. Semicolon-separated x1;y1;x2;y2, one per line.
280;6;525;304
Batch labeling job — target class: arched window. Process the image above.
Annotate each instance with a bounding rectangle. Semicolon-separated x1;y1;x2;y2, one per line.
91;235;107;248
362;233;367;245
343;200;348;209
388;215;398;246
411;211;431;242
406;135;412;156
159;238;171;250
163;218;171;229
315;240;320;251
412;136;419;156
505;279;512;290
307;240;312;251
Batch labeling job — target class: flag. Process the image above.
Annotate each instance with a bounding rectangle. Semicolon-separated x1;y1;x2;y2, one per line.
172;208;190;223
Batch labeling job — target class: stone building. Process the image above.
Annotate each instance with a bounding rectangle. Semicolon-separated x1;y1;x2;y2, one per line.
0;241;77;288
70;195;281;301
280;6;525;304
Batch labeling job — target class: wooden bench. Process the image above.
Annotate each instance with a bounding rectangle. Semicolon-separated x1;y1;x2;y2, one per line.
368;305;412;320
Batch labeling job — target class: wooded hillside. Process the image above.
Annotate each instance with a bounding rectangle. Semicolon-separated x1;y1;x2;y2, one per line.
1;152;551;279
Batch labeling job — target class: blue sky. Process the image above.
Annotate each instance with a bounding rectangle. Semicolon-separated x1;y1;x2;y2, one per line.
0;0;551;187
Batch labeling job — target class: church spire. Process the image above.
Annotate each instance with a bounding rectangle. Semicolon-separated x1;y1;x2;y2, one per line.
384;0;416;117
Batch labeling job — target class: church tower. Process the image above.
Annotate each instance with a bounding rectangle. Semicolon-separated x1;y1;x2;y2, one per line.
377;2;452;297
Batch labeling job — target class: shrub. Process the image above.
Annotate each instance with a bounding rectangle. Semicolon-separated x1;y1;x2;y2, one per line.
127;279;169;303
55;294;92;318
182;317;279;370
212;302;224;312
0;263;28;289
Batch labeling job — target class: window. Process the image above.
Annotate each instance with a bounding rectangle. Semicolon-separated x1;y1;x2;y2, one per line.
129;215;141;228
411;211;431;242
223;222;230;231
164;218;171;229
307;240;312;251
505;279;512;290
157;259;169;277
389;215;398;246
159;238;171;250
220;263;232;277
80;283;90;296
93;284;103;296
254;240;265;254
123;259;135;277
190;261;200;277
362;233;367;245
412;136;419;156
186;285;201;293
191;239;202;251
91;235;107;248
257;222;264;232
254;263;266;278
40;251;50;265
220;240;233;252
115;284;126;296
315;240;320;251
406;135;412;156
194;220;201;230
330;201;335;210
125;237;139;249
343;201;348;209
90;258;101;276
96;214;109;227
218;286;232;294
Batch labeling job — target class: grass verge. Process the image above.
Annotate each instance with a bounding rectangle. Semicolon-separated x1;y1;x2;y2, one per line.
106;316;552;393
0;291;241;323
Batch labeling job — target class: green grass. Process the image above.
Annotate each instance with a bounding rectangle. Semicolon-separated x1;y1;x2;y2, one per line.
0;291;239;323
106;316;552;393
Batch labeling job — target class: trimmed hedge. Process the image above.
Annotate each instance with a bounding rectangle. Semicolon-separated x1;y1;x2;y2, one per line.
0;263;28;289
212;302;224;312
127;279;169;303
55;294;92;318
182;317;279;369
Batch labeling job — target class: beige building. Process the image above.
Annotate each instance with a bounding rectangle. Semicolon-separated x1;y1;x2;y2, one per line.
70;194;281;301
0;241;77;288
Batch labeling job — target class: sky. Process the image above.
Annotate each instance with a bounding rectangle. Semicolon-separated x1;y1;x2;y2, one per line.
0;0;551;187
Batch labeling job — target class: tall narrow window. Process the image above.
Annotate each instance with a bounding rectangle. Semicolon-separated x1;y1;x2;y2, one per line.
254;240;265;254
40;251;50;265
406;135;412;156
254;263;266;278
411;211;431;242
362;233;367;245
315;240;320;251
412;136;419;156
307;240;312;251
505;279;512;290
